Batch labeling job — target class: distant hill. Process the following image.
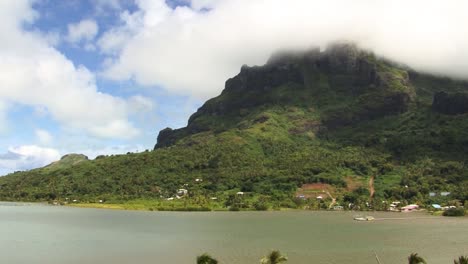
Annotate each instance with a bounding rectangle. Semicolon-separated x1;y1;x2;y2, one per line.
0;43;467;209
45;154;89;171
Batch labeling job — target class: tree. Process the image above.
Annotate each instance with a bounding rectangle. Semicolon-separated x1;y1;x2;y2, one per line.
196;253;218;264
454;256;468;264
408;253;426;264
260;250;288;264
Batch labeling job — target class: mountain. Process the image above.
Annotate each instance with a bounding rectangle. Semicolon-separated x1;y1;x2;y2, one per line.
155;43;412;149
0;43;467;209
45;154;89;171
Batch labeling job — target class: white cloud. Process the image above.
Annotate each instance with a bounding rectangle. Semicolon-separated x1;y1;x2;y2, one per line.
0;143;150;175
0;101;9;133
0;0;146;139
35;129;53;145
101;0;468;99
66;19;99;44
98;27;132;55
0;145;61;175
97;0;172;55
128;95;154;113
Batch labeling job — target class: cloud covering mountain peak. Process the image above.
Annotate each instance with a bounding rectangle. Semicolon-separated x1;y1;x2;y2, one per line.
102;0;468;99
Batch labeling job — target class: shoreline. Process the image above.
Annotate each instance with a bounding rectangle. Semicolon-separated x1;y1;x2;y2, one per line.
64;202;453;216
67;203;299;212
2;201;466;217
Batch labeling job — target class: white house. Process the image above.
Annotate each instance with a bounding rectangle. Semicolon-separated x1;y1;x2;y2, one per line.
177;189;188;196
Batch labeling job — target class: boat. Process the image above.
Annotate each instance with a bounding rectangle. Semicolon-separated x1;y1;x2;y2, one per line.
354;216;375;221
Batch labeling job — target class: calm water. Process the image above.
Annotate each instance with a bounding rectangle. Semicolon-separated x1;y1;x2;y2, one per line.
0;202;467;264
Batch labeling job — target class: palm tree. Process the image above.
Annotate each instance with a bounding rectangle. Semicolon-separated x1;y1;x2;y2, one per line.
260;250;288;264
454;256;468;264
408;253;426;264
196;253;218;264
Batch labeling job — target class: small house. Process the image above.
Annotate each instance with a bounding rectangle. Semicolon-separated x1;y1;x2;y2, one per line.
177;189;188;196
389;201;401;211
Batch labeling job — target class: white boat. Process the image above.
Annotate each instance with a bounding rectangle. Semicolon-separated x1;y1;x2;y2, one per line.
354;216;375;221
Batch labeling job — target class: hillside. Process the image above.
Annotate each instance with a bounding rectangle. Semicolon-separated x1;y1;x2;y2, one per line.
0;43;467;210
44;154;89;171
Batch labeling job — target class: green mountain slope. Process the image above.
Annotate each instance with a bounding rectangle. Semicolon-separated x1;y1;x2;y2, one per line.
0;43;467;209
44;154;89;171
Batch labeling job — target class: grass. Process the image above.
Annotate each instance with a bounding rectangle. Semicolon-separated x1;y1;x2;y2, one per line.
69;200;220;211
70;203;130;210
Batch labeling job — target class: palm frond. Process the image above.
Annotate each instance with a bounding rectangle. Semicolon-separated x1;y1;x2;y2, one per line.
197;253;218;264
260;250;288;264
454;255;468;264
408;253;427;264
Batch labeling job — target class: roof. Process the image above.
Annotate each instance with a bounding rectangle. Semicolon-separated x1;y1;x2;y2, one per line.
431;204;441;209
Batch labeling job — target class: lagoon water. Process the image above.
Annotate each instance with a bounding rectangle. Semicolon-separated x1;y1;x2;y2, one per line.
0;202;467;264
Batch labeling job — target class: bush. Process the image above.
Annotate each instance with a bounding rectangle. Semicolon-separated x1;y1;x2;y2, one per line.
253;201;269;211
443;208;466;217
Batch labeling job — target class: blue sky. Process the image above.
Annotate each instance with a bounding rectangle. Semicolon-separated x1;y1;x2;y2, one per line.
0;0;466;175
0;0;204;175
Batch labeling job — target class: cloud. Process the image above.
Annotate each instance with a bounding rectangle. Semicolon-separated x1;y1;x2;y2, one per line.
97;0;172;55
98;28;132;55
0;101;9;133
190;0;219;10
35;129;53;145
128;95;154;113
0;143;149;175
0;0;147;139
0;145;61;175
101;0;468;99
66;19;99;44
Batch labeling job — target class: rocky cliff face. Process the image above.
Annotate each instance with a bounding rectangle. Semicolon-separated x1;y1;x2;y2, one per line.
433;92;468;115
155;43;414;149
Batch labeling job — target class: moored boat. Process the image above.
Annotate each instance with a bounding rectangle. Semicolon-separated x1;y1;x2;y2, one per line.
354;216;375;221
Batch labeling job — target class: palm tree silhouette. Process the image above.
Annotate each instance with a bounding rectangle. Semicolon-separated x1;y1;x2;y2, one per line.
408;253;426;264
196;253;218;264
454;256;468;264
260;250;288;264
